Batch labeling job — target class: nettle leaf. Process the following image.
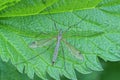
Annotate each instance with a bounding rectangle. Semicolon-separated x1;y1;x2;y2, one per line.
0;0;120;80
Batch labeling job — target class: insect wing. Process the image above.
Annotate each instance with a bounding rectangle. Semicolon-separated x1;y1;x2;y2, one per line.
63;40;84;61
29;38;55;48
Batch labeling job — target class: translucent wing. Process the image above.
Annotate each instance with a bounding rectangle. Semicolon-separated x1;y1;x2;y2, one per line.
29;37;55;48
62;39;84;61
15;37;55;65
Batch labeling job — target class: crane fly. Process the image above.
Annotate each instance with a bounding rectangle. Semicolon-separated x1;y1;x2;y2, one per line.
29;14;86;65
29;0;86;65
15;0;86;66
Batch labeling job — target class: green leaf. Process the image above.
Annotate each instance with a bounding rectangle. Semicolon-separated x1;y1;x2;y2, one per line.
0;0;120;80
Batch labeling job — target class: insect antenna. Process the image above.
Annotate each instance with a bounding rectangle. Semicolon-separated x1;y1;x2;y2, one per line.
41;0;58;31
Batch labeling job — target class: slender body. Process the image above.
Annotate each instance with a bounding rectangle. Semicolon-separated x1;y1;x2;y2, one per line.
52;30;63;65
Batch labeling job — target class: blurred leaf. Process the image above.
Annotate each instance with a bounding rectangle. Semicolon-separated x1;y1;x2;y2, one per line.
100;61;120;80
0;0;120;80
0;58;42;80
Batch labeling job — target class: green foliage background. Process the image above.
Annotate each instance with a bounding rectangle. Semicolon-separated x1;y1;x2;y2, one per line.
1;59;120;80
0;0;120;80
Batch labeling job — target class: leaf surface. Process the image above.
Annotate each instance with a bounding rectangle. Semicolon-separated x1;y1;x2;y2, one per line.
0;0;120;80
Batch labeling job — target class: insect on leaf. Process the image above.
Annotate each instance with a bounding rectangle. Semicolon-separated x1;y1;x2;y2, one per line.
0;0;120;80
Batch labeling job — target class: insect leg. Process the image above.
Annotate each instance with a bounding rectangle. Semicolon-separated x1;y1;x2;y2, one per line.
15;41;55;65
61;42;66;70
64;15;87;33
